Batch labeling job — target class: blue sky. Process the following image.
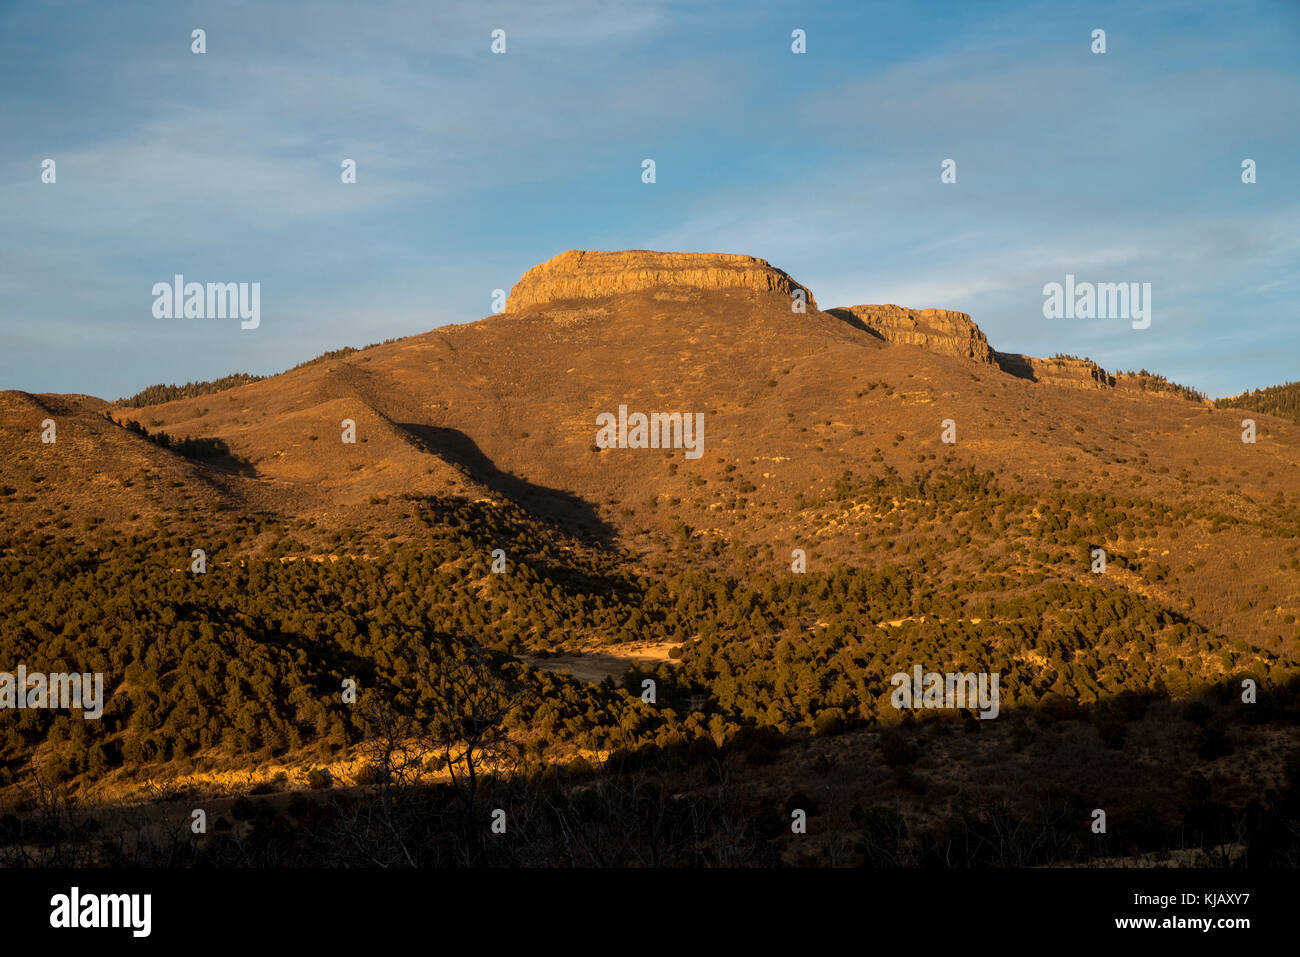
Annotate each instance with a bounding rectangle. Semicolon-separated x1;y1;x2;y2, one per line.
1;0;1297;399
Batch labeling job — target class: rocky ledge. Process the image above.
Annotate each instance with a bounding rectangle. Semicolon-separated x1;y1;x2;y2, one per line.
504;250;816;313
827;304;994;364
994;352;1113;390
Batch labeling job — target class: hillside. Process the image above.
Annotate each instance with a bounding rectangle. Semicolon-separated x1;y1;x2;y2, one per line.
2;249;1299;866
1219;380;1300;425
67;250;1300;653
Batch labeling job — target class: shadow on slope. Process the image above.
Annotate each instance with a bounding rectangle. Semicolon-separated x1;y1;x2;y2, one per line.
992;351;1035;381
396;423;615;544
825;308;885;340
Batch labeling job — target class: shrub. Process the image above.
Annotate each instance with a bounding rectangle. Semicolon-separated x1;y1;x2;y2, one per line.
813;708;847;736
879;728;918;768
1182;700;1215;726
1195;722;1233;760
1095;716;1126;750
1038;692;1084;722
250;773;286;795
306;767;333;790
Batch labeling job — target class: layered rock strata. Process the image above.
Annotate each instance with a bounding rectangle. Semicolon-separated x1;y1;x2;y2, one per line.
504;250;816;313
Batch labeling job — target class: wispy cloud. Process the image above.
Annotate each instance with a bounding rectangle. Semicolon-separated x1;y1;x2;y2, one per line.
0;0;1296;399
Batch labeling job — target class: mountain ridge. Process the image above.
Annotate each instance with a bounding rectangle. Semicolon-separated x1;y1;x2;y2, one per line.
105;249;1222;407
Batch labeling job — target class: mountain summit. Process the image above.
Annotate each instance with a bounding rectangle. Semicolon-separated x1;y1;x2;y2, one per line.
504;249;817;313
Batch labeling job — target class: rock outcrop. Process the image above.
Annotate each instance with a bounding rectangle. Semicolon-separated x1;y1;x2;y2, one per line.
993;352;1113;390
827;305;993;364
504;250;816;313
504;252;1142;398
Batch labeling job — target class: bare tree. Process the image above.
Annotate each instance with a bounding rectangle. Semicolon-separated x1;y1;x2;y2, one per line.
0;769;97;867
427;642;528;813
345;639;530;865
358;691;436;794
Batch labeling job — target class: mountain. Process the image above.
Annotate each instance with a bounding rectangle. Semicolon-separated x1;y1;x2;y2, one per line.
7;248;1300;650
2;249;1299;866
30;249;1284;643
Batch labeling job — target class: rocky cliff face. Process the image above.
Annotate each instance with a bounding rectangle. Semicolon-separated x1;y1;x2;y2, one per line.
503;252;1144;398
827;305;993;364
993;352;1113;390
504;249;816;313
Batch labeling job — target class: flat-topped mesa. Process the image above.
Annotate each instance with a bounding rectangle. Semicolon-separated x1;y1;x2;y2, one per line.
828;304;993;364
503;249;817;313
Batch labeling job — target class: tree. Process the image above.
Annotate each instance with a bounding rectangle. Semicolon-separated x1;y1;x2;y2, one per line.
428;642;530;811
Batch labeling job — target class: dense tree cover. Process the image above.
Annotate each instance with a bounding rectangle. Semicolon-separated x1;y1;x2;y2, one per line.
627;569;1280;733
1;493;1290;793
4;451;1297;795
0;510;670;787
1219;380;1300;425
1;447;1299;867
117;374;265;408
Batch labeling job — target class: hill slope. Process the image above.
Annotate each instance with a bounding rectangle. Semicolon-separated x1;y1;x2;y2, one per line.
2;250;1299;847
65;249;1300;655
